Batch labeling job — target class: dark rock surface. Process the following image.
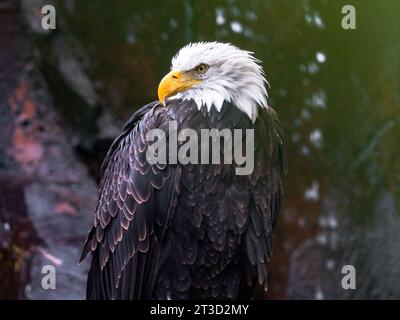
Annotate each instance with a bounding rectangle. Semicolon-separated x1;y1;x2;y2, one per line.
0;0;96;299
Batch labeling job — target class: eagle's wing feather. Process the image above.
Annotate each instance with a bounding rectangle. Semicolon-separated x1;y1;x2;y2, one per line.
80;101;181;299
245;107;286;291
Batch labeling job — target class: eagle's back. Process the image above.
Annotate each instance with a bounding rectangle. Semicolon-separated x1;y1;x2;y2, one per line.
82;99;286;299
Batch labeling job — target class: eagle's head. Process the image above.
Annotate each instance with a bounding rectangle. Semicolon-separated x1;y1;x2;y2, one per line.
158;42;269;122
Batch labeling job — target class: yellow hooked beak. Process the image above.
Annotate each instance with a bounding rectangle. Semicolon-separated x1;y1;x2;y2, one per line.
158;70;201;106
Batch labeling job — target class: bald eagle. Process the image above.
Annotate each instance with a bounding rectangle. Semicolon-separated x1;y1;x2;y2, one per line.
80;42;286;299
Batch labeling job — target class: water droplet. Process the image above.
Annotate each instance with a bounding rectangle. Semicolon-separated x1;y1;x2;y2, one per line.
305;181;320;201
316;52;326;63
307;62;319;74
325;259;335;270
292;132;301;143
244;28;253;38
315;287;324;300
215;8;226;25
316;233;327;245
230;21;243;33
328;216;338;229
300;145;310;156
169;19;178;28
126;33;136;44
246;11;257;21
314;14;325;29
306;90;327;109
304;13;313;24
301;109;311;120
309;128;323;148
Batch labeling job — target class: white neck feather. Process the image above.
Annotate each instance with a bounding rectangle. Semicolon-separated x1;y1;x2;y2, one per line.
170;42;269;123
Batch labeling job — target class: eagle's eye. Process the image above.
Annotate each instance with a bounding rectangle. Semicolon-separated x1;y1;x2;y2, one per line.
194;63;209;74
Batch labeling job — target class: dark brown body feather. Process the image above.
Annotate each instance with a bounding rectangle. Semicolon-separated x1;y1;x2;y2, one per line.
80;99;286;299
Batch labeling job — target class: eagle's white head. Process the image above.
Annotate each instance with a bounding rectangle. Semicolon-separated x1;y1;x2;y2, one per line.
158;42;269;122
